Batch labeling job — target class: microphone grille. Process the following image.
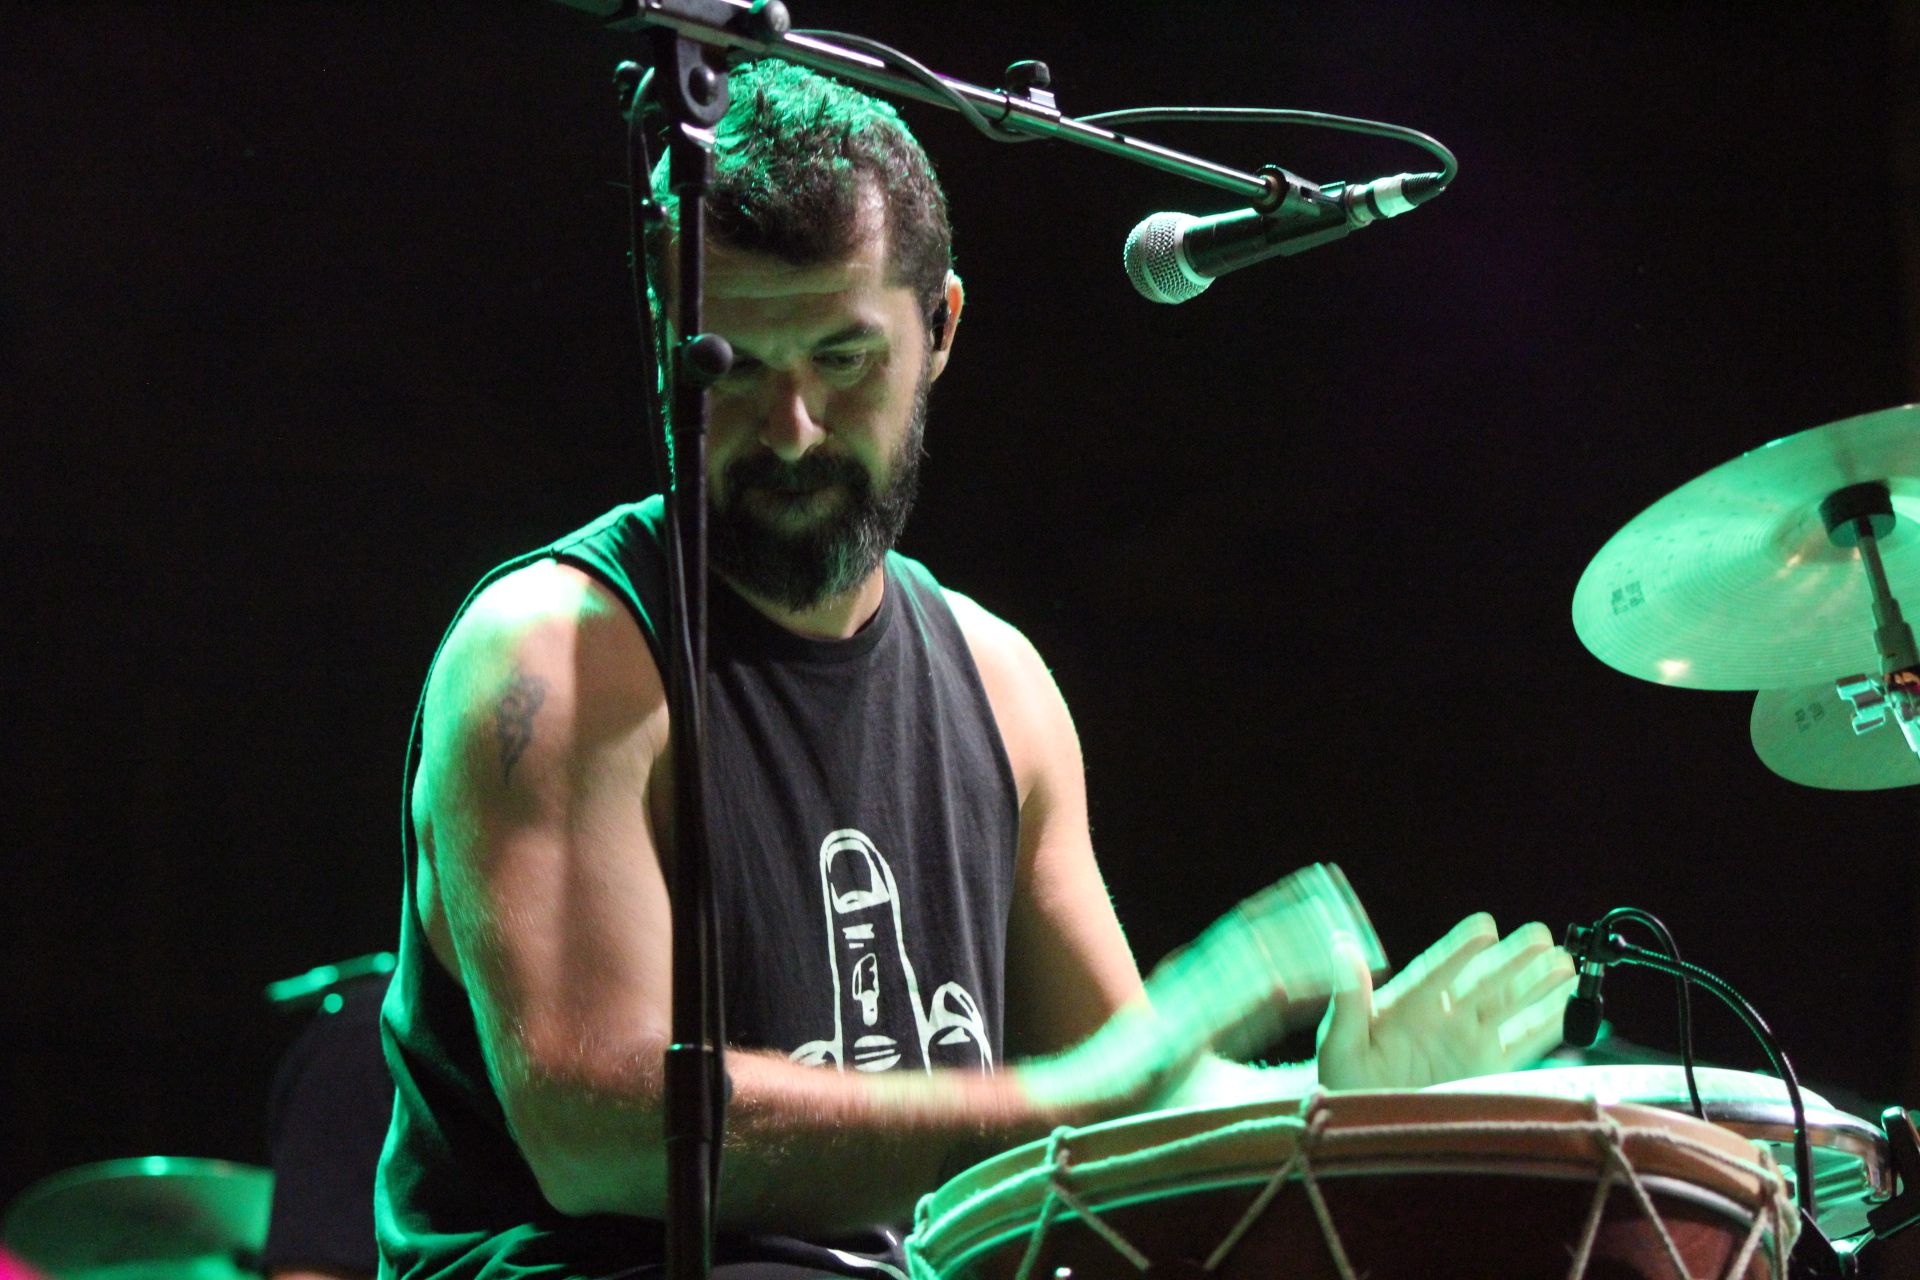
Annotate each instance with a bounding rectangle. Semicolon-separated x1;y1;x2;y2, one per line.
1123;212;1210;305
1563;993;1604;1049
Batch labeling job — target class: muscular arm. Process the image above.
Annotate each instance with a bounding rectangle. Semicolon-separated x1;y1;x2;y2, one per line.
415;563;1128;1235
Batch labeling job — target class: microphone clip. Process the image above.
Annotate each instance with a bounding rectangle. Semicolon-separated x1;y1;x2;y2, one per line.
1563;921;1628;965
1253;165;1352;253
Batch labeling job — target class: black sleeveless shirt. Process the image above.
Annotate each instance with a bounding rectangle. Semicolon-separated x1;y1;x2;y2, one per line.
376;498;1020;1280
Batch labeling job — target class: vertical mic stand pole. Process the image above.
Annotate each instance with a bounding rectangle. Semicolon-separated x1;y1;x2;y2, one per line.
651;29;735;1280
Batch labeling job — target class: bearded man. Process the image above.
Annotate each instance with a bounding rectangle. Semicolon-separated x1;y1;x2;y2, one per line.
376;60;1574;1280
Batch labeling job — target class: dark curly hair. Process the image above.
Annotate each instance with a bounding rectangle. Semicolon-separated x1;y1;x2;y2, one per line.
650;61;953;333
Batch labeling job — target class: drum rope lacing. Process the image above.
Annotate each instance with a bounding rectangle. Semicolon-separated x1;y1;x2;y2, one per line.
982;1096;1795;1280
1556;1098;1784;1280
1200;1104;1357;1278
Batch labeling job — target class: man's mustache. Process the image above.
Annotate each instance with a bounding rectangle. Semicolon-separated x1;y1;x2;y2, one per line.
722;449;870;499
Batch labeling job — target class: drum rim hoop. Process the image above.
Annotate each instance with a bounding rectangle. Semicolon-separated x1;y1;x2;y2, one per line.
908;1164;1781;1277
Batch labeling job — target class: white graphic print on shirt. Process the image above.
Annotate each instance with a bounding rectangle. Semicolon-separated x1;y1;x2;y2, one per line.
789;829;992;1073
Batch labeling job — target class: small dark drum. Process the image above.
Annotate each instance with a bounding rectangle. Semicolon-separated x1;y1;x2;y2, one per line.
907;1092;1797;1280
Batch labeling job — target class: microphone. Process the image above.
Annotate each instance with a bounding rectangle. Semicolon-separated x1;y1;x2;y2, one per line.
1561;922;1614;1049
1123;170;1447;304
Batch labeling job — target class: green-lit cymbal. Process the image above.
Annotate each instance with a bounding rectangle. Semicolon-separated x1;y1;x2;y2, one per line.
1751;684;1920;790
1573;404;1920;690
1;1158;271;1280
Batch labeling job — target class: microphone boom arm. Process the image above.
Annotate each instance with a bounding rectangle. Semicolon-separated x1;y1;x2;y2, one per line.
606;0;1447;209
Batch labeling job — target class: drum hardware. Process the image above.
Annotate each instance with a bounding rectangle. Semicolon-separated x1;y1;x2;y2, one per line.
1867;1107;1920;1240
0;1157;272;1280
1839;1108;1920;1275
1832;669;1920;761
1812;480;1920;782
1;956;398;1280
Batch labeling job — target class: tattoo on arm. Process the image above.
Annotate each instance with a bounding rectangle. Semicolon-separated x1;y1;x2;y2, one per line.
494;671;550;784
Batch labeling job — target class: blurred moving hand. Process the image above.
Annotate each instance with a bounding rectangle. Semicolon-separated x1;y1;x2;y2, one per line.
1317;914;1575;1090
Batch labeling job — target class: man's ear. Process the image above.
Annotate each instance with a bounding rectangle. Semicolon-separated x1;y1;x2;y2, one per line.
929;271;965;379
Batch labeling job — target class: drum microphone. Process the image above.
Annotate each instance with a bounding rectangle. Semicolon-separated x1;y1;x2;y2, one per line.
1561;921;1618;1049
1123;170;1447;304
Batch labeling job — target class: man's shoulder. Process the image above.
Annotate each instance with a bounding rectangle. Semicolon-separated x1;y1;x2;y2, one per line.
937;584;1025;653
440;497;665;655
931;582;1054;704
454;558;632;655
428;558;662;737
924;582;1076;806
547;495;667;565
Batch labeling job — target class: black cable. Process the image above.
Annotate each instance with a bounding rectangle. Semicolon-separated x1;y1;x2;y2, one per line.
1600;908;1705;1123
1081;106;1457;186
790;30;1039;143
786;35;1456;193
1609;941;1817;1223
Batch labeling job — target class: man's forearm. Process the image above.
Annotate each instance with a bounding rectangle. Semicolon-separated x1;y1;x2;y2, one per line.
511;1046;1106;1234
720;1050;1078;1231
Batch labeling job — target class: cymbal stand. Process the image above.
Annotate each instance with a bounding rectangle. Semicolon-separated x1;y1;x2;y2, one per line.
1820;482;1920;763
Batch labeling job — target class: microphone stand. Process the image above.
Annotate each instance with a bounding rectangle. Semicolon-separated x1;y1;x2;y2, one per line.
602;7;1455;1280
644;27;738;1280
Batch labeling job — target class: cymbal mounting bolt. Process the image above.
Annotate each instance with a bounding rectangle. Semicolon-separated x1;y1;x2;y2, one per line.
1819;481;1896;547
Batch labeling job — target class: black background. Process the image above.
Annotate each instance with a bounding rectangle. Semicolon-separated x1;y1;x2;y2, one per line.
5;2;1919;1206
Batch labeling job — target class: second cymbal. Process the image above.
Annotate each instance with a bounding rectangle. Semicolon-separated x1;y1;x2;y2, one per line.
1751;684;1920;790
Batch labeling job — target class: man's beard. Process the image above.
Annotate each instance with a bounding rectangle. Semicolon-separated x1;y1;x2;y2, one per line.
708;371;928;613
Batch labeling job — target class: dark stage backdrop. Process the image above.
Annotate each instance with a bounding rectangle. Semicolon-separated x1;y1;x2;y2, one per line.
4;2;1918;1205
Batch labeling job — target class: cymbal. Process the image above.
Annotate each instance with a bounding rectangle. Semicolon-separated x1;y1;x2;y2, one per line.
1752;684;1920;790
1572;404;1920;690
1;1158;271;1280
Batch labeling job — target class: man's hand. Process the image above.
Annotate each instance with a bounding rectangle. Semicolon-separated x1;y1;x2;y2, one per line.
1316;914;1575;1090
